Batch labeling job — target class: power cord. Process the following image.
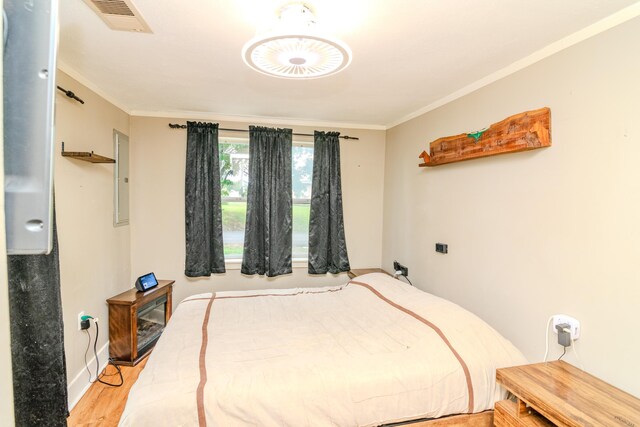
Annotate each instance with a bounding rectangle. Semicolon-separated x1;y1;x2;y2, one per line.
82;317;124;387
558;346;567;361
570;336;584;370
543;316;553;362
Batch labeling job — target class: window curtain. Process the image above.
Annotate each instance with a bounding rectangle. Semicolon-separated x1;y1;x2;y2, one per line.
308;131;350;274
9;204;68;426
184;121;225;276
241;126;293;277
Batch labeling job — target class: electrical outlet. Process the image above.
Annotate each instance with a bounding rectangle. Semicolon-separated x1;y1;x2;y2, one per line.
552;314;580;340
393;260;408;277
77;311;85;331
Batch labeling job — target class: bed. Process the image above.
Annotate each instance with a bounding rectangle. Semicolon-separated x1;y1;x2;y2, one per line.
119;273;527;426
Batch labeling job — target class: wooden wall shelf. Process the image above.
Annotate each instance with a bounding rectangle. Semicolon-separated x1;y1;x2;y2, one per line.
419;107;551;168
61;142;115;163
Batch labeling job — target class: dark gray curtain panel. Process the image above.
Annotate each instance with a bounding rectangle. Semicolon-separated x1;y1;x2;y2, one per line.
308;131;350;274
184;121;225;276
9;205;68;426
241;126;293;277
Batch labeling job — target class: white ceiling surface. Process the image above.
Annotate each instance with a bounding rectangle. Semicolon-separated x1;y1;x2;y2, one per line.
59;0;639;128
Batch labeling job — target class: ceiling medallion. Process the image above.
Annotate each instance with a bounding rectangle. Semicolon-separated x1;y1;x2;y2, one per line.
241;3;352;79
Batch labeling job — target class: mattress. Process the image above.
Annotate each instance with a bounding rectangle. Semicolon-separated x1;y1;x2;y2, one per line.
119;273;527;426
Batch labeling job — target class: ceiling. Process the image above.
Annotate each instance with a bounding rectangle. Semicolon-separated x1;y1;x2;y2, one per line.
59;0;640;128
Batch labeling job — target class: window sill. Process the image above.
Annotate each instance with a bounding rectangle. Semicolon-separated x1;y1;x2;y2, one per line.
224;258;308;271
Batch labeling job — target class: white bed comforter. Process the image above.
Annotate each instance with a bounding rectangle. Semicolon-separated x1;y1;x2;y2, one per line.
119;273;526;427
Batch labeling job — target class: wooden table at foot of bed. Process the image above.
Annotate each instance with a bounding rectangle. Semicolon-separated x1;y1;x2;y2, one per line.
495;361;640;427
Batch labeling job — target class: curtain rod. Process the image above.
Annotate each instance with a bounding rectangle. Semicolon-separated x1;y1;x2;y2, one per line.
167;123;359;140
57;85;85;104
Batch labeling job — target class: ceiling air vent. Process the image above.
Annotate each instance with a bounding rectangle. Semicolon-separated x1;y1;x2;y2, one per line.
82;0;152;33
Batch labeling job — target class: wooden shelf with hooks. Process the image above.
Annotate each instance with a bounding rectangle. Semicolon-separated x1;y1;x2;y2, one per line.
61;142;115;163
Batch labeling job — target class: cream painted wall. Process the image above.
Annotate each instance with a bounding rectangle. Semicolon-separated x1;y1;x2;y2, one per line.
130;116;385;305
55;71;131;405
382;17;640;396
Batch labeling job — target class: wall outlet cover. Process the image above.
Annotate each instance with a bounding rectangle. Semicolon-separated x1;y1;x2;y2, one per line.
393;260;408;277
552;314;580;340
435;243;448;254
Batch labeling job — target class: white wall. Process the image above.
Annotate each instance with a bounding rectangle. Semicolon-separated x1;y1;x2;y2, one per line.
55;71;131;407
130;116;386;305
382;17;640;396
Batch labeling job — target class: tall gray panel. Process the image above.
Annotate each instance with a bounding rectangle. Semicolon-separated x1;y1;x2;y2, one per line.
3;0;58;254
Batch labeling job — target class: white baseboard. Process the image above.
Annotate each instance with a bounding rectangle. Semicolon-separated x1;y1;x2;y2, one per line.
67;340;109;412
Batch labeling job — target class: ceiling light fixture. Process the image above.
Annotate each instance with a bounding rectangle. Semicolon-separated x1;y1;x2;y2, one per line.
241;3;352;79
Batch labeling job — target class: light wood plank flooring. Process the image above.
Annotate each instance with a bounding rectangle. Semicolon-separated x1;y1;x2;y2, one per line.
67;358;147;427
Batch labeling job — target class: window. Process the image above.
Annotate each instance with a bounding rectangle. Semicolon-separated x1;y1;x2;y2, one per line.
219;139;313;260
292;144;313;259
219;139;249;260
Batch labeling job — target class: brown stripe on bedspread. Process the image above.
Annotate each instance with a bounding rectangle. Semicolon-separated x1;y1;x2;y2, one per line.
349;280;475;414
197;293;216;427
193;287;345;424
183;286;345;303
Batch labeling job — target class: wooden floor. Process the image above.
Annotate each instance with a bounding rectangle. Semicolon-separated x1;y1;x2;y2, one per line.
67;358;147;427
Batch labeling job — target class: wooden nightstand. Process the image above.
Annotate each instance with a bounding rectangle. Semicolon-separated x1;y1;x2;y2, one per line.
107;280;174;366
347;268;391;279
495;361;640;426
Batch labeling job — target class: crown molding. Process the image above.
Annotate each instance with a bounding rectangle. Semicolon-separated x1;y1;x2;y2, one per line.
57;60;132;114
129;110;387;131
385;2;640;129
